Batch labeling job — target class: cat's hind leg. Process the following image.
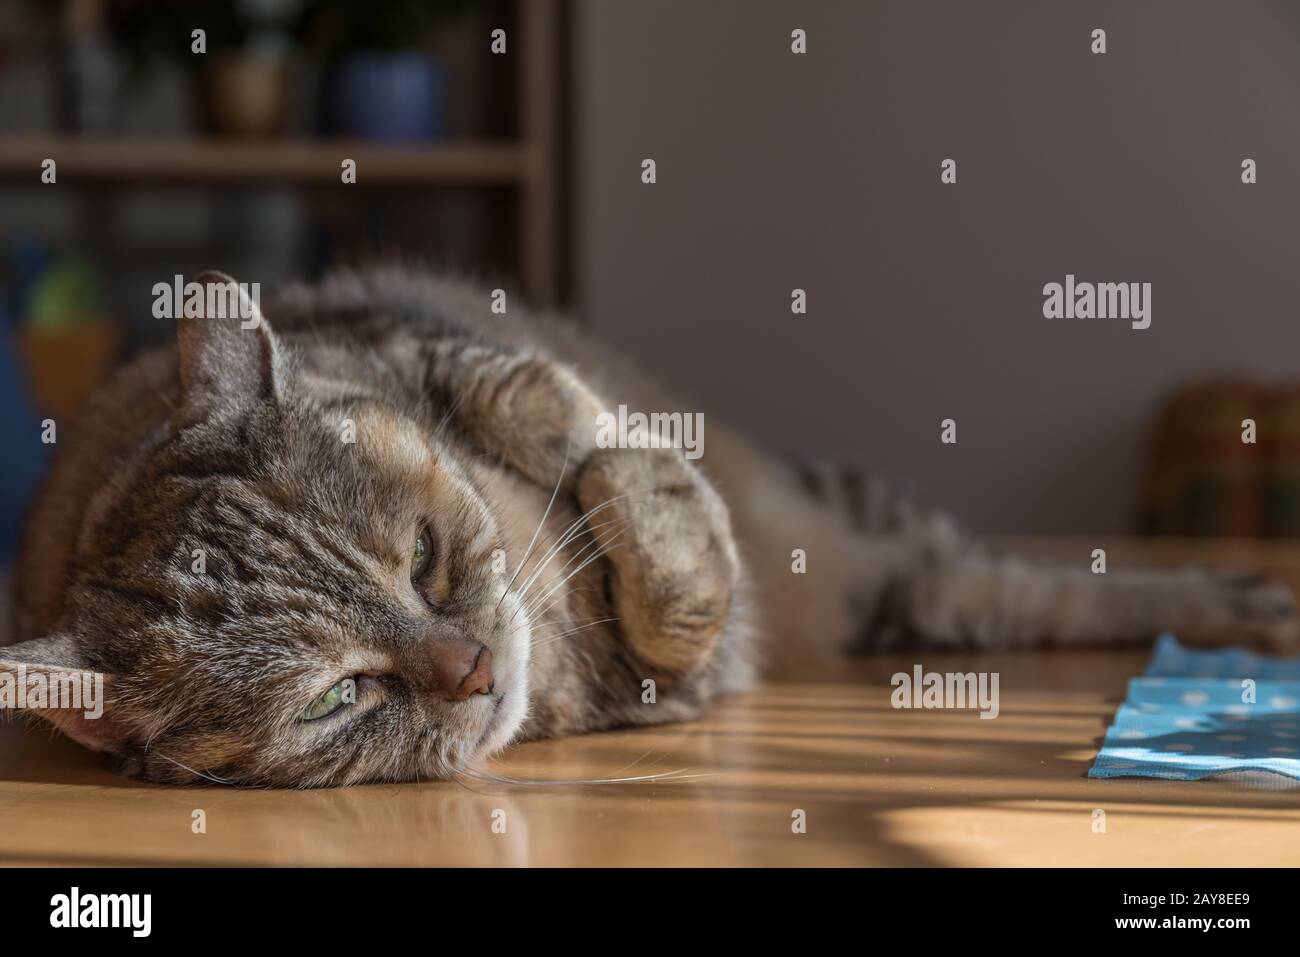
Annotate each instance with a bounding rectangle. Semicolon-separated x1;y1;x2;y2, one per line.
786;460;1300;654
887;542;1300;653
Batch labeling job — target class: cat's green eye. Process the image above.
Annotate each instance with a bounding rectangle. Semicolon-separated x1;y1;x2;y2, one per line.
410;528;434;580
301;680;351;721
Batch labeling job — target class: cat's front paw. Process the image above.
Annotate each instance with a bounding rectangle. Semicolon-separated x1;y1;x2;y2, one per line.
576;446;738;680
477;356;606;486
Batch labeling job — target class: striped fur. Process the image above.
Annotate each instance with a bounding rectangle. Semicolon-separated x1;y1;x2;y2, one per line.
4;268;753;786
3;266;1297;786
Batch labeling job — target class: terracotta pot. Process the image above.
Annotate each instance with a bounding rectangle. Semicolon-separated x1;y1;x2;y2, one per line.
201;52;289;137
17;320;119;420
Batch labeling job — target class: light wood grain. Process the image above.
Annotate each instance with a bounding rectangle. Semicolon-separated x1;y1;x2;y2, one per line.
2;538;1298;866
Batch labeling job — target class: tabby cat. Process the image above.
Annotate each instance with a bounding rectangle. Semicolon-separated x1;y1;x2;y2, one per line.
3;268;1296;786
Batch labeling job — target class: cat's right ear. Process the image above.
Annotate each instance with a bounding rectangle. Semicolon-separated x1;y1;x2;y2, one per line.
175;270;281;426
0;634;126;755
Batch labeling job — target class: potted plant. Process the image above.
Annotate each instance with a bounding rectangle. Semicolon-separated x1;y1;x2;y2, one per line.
111;0;301;137
298;0;477;142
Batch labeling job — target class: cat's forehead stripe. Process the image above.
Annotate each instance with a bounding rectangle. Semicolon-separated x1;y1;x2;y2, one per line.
350;407;433;473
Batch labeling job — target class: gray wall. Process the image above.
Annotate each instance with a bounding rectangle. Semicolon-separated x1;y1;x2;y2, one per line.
573;0;1300;534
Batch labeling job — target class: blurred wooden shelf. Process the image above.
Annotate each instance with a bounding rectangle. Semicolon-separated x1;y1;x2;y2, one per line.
0;0;562;304
0;137;529;185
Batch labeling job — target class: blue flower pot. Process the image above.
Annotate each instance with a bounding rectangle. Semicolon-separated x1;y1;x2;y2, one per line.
332;52;447;141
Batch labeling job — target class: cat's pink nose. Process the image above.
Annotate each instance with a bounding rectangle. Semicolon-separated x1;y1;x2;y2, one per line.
426;640;494;701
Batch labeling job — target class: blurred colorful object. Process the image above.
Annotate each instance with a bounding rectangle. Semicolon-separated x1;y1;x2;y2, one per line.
27;257;102;331
202;50;290;137
19;258;118;421
1090;634;1300;785
1138;380;1300;537
0;325;46;569
0;253;119;564
332;51;446;141
304;0;473;142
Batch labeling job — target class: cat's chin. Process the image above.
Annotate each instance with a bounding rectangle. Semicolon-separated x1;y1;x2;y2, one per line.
474;687;528;758
467;596;533;761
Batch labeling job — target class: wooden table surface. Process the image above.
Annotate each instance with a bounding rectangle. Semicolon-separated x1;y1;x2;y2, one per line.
2;537;1299;867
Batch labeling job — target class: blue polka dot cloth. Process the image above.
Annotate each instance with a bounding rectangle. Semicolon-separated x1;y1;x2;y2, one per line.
1089;634;1300;786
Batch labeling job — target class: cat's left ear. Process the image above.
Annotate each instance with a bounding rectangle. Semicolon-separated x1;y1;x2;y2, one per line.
175;270;281;426
0;634;125;755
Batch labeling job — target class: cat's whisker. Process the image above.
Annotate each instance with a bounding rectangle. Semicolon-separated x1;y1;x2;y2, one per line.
512;548;624;631
506;527;629;639
501;517;599;613
509;514;629;609
453;763;706;789
509;613;610;643
506;502;634;610
508;479;671;600
507;480;690;629
514;511;633;604
510;585;605;640
497;446;570;612
515;524;631;623
607;747;681;779
149;749;233;786
517;538;629;627
534;617;622;647
614;747;658;775
525;613;619;633
505;478;682;613
518;518;628;610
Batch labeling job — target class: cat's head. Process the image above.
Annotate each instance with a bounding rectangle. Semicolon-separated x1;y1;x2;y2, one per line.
2;272;533;786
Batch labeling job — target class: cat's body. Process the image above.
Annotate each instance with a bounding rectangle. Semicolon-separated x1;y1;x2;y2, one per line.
5;267;1298;786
